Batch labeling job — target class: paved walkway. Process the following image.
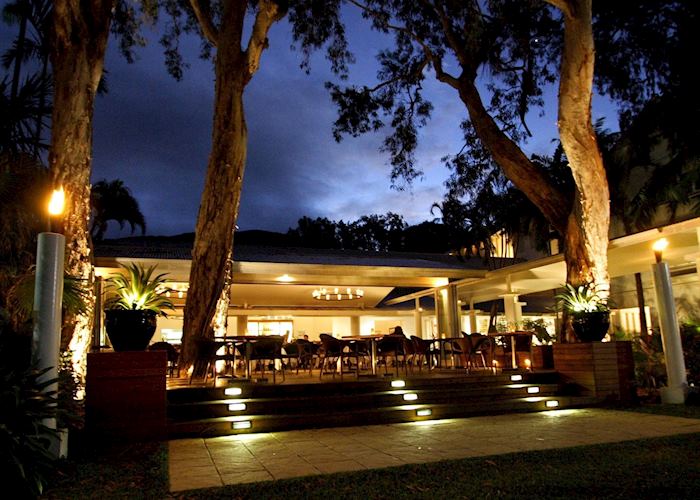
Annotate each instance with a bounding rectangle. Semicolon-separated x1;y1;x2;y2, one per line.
169;409;700;492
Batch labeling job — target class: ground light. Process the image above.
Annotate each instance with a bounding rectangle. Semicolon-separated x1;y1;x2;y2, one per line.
232;420;252;430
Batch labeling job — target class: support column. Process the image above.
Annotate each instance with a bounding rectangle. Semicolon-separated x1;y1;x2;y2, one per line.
652;261;687;403
436;285;460;338
350;316;360;336
236;315;248;336
468;299;478;334
501;293;522;329
414;298;422;338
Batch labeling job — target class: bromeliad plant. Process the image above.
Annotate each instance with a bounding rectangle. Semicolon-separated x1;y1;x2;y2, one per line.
555;282;610;314
106;263;173;316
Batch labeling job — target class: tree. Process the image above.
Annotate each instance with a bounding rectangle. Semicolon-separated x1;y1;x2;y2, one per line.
324;1;684;296
174;0;351;365
90;179;146;241
49;0;155;374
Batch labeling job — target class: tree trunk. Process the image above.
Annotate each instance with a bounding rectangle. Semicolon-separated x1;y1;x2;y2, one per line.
555;0;610;290
635;272;648;336
181;42;248;366
181;0;284;368
50;0;114;380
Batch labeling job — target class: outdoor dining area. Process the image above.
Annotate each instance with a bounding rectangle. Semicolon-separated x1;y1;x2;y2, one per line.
181;329;540;387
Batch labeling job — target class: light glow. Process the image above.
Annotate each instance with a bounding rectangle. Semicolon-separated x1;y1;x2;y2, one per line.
276;274;294;282
48;187;65;216
224;387;243;396
653;238;669;262
312;287;364;301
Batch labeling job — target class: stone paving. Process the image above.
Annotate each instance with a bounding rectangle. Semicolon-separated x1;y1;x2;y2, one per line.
168;408;700;492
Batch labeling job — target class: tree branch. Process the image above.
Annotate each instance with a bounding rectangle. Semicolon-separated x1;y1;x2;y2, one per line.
543;0;574;18
245;0;286;79
189;0;219;46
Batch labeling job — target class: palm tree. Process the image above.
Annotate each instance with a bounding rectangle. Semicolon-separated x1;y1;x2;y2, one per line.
89;179;146;242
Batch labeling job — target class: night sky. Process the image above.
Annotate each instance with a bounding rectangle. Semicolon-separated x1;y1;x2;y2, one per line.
3;6;618;237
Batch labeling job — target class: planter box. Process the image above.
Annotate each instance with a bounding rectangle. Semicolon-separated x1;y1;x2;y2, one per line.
553;341;635;403
86;351;167;441
532;345;554;370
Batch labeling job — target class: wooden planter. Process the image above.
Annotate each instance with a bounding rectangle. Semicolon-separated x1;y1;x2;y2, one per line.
553;341;635;403
86;351;167;441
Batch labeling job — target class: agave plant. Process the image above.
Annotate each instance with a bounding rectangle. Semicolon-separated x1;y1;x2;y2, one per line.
555;282;609;314
105;263;173;316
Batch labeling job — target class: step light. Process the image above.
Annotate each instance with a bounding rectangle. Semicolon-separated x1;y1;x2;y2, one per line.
510;374;523;382
416;408;432;417
527;386;540;394
232;420;252;430
391;380;406;388
403;393;418;401
228;403;247;412
224;387;243;396
545;400;560;408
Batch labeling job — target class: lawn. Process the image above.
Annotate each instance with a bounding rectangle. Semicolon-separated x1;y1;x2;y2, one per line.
45;404;700;499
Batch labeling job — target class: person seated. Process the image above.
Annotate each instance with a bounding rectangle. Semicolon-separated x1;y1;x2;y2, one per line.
391;326;406;337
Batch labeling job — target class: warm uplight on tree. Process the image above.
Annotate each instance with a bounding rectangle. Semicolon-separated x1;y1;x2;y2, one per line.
48;187;65;216
652;238;669;263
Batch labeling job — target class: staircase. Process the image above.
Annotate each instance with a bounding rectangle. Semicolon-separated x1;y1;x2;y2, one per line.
167;371;598;437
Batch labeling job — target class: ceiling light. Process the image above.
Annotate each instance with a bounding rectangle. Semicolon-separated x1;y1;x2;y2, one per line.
312;287;364;301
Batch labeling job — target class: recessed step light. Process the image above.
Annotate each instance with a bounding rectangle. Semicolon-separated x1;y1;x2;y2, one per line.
510;374;523;382
224;387;242;396
391;380;406;388
416;408;432;417
228;403;246;412
232;420;252;430
403;393;418;401
545;400;560;408
527;386;540;394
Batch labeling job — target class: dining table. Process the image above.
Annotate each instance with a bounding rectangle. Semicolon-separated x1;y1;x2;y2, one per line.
219;335;268;378
487;331;534;369
341;334;385;375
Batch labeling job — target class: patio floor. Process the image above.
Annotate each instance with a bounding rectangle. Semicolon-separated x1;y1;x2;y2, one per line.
168;408;700;492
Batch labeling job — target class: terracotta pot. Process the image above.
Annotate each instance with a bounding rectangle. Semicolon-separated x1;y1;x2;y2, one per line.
571;311;610;342
105;309;157;351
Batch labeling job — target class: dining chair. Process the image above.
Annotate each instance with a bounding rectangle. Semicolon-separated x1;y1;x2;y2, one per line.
318;334;361;380
410;336;434;372
247;336;285;383
376;334;406;377
188;338;231;386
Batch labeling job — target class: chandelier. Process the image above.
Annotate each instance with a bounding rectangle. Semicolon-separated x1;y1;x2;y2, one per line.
312;287;364;301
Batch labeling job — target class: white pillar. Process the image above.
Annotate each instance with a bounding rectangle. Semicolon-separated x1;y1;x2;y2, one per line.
436;286;460;338
32;232;65;457
468;299;478;334
652;261;687;403
502;293;521;328
350;316;360;336
236;315;248;336
414;298;422;338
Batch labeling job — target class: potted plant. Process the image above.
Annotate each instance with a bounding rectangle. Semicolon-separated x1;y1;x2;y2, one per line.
555;283;611;342
104;263;173;351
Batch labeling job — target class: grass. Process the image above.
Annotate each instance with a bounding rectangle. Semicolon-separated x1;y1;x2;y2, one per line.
44;403;700;499
177;434;700;500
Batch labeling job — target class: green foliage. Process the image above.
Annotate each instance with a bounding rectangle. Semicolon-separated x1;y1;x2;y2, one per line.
57;351;83;431
105;263;173;316
5;270;90;328
0;362;58;497
555;283;610;314
522;318;554;344
90;179;146;241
